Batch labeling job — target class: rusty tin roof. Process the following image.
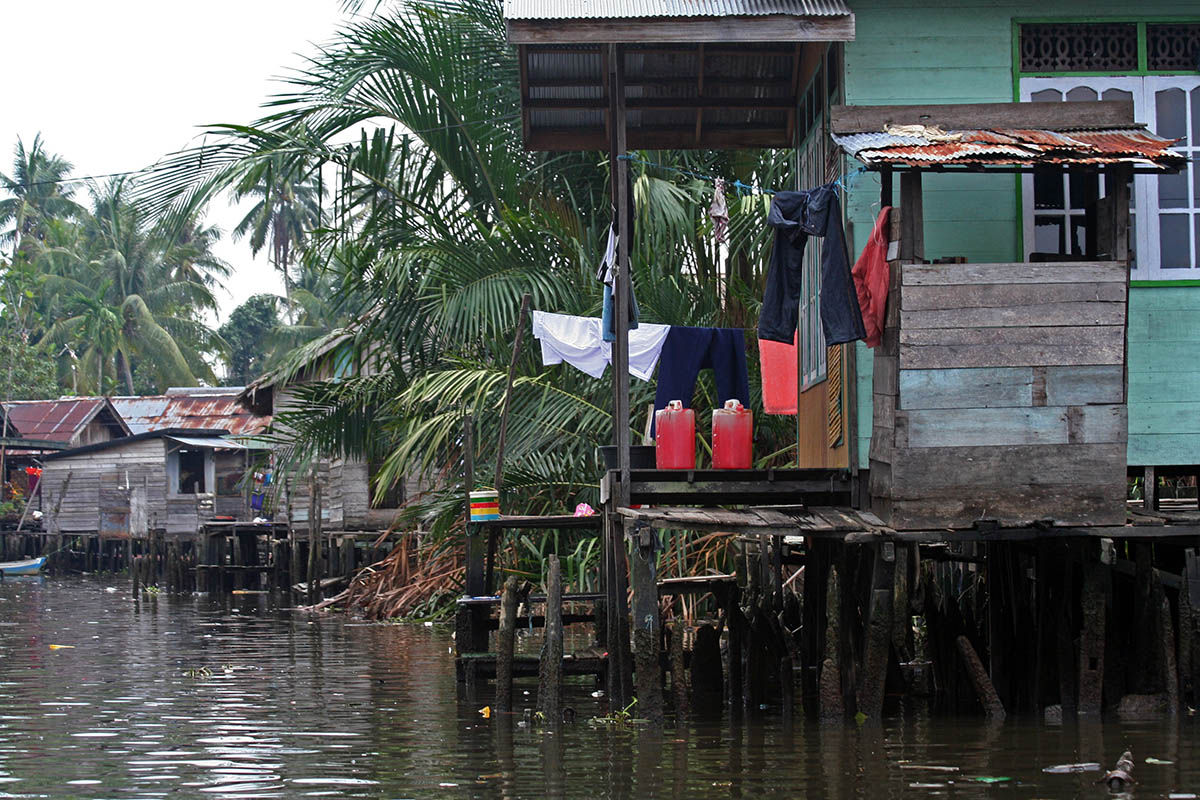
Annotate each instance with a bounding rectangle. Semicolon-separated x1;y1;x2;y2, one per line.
2;398;129;442
110;390;270;437
834;127;1187;170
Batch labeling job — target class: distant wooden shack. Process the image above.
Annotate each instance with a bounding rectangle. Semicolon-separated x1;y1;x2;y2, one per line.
240;333;409;532
3;397;130;448
111;388;270;518
39;429;254;539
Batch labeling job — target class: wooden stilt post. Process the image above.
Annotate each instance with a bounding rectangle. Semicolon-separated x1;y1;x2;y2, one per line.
956;635;1005;719
629;520;663;723
820;565;844;722
496;575;520;713
670;621;689;716
1161;593;1179;715
307;476;321;605
1078;558;1107;716
537;554;564;724
858;542;894;721
1182;550;1200;708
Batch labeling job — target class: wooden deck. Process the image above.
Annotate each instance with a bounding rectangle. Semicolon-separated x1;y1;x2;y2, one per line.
616;502;1200;543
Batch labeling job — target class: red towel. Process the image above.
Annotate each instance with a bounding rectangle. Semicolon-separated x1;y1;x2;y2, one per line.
758;332;798;415
851;207;892;348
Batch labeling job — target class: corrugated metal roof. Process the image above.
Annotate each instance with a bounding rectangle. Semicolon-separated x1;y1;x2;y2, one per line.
834;127;1187;169
504;0;850;19
111;391;269;437
1;398;124;442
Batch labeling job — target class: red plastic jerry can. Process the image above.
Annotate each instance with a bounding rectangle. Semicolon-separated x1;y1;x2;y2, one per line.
712;399;753;469
655;400;696;470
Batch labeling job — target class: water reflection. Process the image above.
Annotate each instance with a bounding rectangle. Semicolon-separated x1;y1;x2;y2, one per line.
1;577;1199;798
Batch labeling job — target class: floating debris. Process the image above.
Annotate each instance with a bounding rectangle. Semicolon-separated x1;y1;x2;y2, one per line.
1044;763;1101;773
48;644;74;650
899;764;960;773
1146;757;1174;765
1098;750;1136;791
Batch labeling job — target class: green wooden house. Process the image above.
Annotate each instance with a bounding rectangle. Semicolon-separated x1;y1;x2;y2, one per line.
785;6;1200;501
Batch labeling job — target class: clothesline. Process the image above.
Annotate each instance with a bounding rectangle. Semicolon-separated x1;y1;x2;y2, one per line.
616;153;869;197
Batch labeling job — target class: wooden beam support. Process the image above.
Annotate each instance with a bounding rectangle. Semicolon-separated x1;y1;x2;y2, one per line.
629;521;664;723
506;14;856;45
898;171;923;263
831;101;1135;134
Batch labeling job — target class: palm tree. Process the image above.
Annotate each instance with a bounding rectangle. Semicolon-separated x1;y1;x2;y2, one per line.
38;178;229;393
140;0;797;614
0;134;83;258
232;156;322;319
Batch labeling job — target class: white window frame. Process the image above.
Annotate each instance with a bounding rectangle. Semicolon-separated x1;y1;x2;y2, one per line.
1021;75;1200;279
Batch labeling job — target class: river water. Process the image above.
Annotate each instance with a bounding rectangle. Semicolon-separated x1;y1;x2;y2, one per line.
0;576;1197;799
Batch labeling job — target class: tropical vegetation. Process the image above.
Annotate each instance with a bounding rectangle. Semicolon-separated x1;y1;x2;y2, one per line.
136;0;802;617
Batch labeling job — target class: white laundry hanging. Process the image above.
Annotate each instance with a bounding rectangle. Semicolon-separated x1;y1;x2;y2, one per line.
531;311;669;381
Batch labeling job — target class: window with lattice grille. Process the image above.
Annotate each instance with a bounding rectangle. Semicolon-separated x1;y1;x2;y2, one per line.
1020;23;1138;73
1148;24;1200;71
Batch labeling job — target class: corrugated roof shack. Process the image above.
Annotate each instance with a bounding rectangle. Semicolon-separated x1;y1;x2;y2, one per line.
832;101;1185;530
39;430;251;538
111;389;270;519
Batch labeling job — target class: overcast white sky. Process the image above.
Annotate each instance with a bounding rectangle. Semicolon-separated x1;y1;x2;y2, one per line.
1;1;349;324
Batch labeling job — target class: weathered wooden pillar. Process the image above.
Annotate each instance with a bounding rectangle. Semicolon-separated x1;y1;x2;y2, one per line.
820;564;844;722
957;635;1006;720
307;478;321;605
858;542;895;721
1161;592;1179;715
1143;466;1157;511
629;521;663;723
496;575;520;713
1077;558;1107;715
669;621;689;716
605;510;633;708
1133;542;1156;691
537;554;564;724
1182;549;1200;708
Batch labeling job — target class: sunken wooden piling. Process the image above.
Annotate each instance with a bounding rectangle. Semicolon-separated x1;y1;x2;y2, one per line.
858;543;895;721
629;521;664;723
1078;559;1107;716
307;478;321;605
820;565;844;722
1161;593;1180;715
496;575;521;713
956;635;1006;720
670;622;689;716
537;554;564;724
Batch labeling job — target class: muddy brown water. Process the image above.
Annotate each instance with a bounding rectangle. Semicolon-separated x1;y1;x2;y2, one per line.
0;576;1197;799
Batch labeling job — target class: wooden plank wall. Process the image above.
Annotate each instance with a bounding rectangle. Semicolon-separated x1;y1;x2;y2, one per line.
40;439;170;534
871;259;1128;529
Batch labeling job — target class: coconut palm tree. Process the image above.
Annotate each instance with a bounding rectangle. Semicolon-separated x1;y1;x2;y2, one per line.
0;135;83;258
38;178;228;393
232;156;322;319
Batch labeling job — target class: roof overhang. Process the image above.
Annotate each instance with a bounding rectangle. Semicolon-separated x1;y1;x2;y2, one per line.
505;0;854;152
166;435;254;451
831;101;1186;173
507;14;854;44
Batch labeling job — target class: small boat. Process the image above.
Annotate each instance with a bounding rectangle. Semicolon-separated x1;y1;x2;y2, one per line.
0;556;47;576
